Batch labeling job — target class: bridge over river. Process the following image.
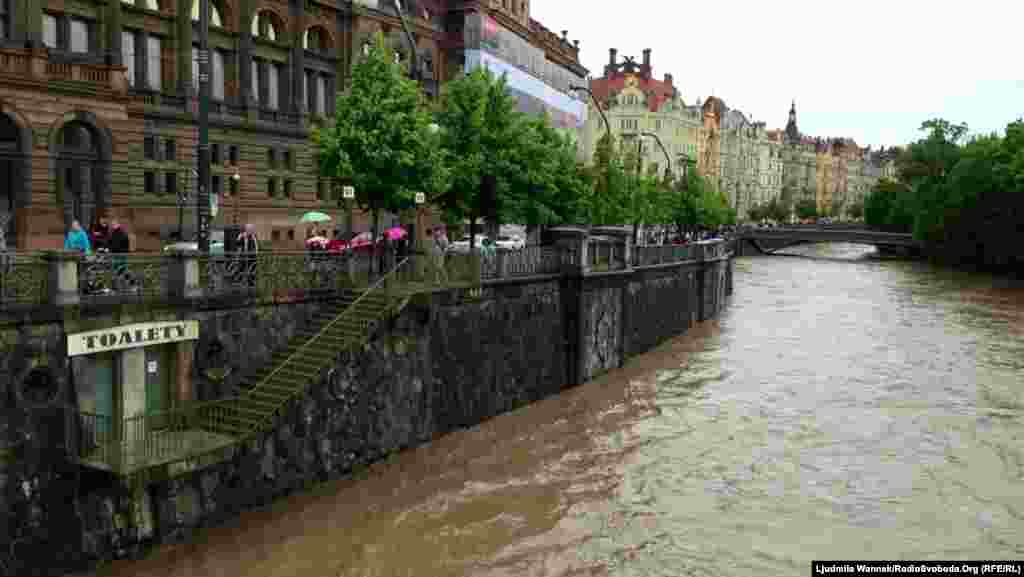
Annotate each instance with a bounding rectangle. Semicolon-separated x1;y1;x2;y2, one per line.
734;226;924;256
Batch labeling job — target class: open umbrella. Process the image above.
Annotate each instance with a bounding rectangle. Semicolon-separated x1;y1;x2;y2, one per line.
349;231;374;247
300;211;332;224
383;226;408;241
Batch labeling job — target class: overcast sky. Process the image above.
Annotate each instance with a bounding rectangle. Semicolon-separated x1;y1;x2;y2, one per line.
530;1;1024;148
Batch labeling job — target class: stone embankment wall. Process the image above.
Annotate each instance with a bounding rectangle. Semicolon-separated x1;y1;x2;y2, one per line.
0;242;732;577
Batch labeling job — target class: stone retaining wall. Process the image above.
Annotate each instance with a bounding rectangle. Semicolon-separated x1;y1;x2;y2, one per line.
0;247;733;576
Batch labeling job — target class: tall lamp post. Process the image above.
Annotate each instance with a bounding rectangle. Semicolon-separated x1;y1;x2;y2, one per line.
389;0;421;82
195;0;212;252
231;171;241;225
342;185;355;241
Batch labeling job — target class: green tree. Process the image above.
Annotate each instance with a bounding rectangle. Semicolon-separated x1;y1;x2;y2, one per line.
501;116;588;232
313;33;445;250
436;67;535;250
579;133;632;226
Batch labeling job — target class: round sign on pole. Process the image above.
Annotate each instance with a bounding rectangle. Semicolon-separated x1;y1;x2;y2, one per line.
342;185;355;200
415;192;425;204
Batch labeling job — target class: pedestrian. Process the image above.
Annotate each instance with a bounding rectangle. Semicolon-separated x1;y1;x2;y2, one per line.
108;217;132;290
429;227;448;284
64;220;92;254
90;215;110;252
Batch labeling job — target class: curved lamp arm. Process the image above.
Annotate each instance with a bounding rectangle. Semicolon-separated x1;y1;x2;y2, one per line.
389;0;420;81
570;84;611;137
640;131;672;174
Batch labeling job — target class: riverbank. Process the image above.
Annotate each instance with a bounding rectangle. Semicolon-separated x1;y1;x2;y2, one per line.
88;244;1024;576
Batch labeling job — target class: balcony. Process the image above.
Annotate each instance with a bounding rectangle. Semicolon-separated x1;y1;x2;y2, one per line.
0;48;127;95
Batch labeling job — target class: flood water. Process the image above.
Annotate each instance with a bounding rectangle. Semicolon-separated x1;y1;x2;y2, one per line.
98;244;1024;577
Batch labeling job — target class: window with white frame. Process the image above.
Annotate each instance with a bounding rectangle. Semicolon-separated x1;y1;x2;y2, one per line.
42;14;58;48
122;32;135;85
146;36;161;89
267;62;279;109
192;46;225;99
69;18;88;52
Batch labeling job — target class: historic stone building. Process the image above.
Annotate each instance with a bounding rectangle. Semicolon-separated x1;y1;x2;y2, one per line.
580;49;702;180
0;0;585;251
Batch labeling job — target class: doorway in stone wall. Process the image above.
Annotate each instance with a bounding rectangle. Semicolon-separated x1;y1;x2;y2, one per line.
0;112;22;247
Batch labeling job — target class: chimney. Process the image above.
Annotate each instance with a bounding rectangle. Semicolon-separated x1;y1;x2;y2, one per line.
664;73;673;85
573;40;580;51
643;48;651;68
609;48;617;67
561;30;568;43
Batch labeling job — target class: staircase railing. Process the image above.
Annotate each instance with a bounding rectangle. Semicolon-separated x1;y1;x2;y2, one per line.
239;256;413;429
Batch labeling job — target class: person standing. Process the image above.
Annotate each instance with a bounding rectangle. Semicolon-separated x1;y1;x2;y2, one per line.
108;218;132;291
90;216;110;252
64;220;92;254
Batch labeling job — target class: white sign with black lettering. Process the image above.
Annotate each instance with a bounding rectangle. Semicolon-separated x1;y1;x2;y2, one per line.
67;321;200;357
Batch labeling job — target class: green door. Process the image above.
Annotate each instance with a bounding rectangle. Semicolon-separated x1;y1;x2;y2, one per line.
93;354;115;437
144;346;172;428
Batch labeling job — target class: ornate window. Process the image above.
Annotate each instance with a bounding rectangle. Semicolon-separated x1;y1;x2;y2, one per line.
251;10;280;41
191;0;223;27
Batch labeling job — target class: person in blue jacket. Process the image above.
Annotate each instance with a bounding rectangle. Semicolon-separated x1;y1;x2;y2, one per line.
64;220;92;254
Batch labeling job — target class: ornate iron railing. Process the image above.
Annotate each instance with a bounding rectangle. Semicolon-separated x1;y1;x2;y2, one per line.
78;252;170;300
0;252;49;306
200;251;375;302
632;244;700;267
76;397;241;475
587;238;627;271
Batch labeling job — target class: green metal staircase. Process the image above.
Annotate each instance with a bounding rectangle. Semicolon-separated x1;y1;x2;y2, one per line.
200;267;413;440
73;259;428;490
205;287;396;437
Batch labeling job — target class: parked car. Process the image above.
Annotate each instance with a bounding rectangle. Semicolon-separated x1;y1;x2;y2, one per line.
495;235;525;251
447;235;490;255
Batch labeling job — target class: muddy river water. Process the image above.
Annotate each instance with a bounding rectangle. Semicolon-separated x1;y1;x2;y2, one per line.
99;244;1024;576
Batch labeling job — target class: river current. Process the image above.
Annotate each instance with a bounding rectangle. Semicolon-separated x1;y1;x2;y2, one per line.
99;243;1024;577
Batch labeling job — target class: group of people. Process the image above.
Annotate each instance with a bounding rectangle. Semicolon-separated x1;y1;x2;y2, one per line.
64;216;131;255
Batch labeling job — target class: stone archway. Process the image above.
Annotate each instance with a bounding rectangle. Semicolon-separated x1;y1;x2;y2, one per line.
0;107;32;249
50;113;112;232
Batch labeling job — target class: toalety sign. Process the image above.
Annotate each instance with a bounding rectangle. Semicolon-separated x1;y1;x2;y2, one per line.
67;321;200;357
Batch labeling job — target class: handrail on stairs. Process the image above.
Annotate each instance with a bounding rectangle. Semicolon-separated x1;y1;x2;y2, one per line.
241;256;413;432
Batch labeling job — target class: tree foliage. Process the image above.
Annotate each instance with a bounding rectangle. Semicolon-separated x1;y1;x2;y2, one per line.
864;117;1024;271
313;33;445;227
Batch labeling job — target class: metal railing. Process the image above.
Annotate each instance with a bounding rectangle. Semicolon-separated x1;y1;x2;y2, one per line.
79;252;170;300
0;252;49;306
76;397;241;474
632;244;700;267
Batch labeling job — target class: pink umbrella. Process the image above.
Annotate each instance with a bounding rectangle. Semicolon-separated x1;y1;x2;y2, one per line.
349;232;374;248
383;226;408;241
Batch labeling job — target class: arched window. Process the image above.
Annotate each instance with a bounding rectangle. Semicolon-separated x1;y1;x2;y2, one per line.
251;10;279;41
191;0;223;27
121;0;160;10
302;26;329;53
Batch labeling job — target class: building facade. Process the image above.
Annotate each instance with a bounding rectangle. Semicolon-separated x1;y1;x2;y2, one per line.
0;0;584;251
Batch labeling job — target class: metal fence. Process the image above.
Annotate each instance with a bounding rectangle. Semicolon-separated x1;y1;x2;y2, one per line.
79;252;171;300
0;252;49;307
0;242;730;308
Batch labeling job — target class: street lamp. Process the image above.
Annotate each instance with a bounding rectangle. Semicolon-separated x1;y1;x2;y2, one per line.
570;84;610;137
640;131;671;177
231;171;240;225
341;184;355;242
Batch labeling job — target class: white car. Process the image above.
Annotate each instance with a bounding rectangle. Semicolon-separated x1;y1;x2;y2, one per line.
447;235;490;255
495;235;525;251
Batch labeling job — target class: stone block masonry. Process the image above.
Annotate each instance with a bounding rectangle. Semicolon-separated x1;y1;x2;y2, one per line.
0;238;733;576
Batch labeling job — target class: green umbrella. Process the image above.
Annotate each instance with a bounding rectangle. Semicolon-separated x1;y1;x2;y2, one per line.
300;211;332;224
